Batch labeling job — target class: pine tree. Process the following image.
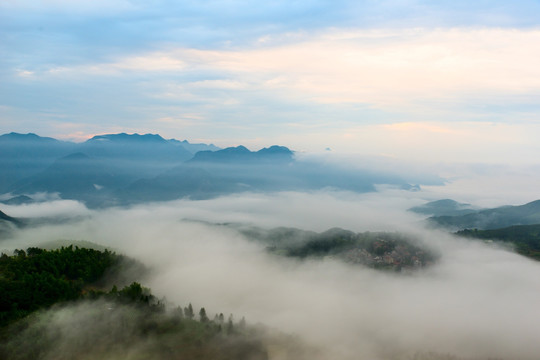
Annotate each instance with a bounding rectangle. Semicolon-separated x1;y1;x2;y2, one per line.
199;307;208;322
226;314;234;334
184;303;194;319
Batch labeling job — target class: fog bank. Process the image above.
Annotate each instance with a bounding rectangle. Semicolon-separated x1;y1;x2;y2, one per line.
2;192;540;359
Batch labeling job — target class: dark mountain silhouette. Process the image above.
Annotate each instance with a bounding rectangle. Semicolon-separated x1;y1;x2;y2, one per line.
80;133;193;162
189;145;294;164
90;133;167;143
0;195;34;205
12;152;131;207
118;165;226;203
2;132;416;207
1;132;220;206
168;139;221;154
0;133;76;192
0;209;17;223
428;200;540;230
0;209;21;237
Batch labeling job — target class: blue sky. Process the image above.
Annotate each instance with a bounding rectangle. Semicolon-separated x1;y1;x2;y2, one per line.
1;0;540;162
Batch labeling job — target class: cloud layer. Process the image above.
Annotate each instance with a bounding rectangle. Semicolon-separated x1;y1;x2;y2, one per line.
3;189;540;359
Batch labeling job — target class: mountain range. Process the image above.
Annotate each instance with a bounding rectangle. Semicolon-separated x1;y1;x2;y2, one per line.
426;199;540;230
0;132;415;207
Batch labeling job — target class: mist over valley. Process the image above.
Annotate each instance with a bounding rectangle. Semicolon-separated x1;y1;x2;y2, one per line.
2;153;540;360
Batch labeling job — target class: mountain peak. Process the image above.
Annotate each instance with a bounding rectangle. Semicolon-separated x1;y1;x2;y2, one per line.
257;145;294;156
88;133;167;144
0;132;58;143
190;145;293;163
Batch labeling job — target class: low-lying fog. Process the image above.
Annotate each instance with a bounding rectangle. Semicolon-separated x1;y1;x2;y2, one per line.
3;188;540;360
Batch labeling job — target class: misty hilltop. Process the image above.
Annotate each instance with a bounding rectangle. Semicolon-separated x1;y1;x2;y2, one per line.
456;224;540;261
426;199;540;230
236;225;437;272
0;209;21;238
0;246;297;360
0;132;419;207
409;199;480;217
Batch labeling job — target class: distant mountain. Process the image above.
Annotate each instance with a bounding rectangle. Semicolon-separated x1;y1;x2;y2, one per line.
0;195;34;205
11;152;132;208
0;209;21;236
117;165;227;203
168;139;221;154
456;224;540;261
90;133;167;144
0;132;220;206
409;199;479;217
117;144;404;204
190;145;294;163
1;132;420;207
80;133;193;162
428;200;540;230
0;209;18;223
0;133;76;192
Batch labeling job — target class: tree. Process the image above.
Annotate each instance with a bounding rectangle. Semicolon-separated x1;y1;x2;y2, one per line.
227;314;234;334
184;303;194;319
199;307;208;322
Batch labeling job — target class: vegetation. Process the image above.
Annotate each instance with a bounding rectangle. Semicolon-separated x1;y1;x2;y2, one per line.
456;224;540;261
242;226;437;272
428;200;540;230
0;246;118;327
0;246;285;360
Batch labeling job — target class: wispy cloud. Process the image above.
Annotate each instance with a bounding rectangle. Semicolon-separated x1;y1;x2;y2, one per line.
31;28;540;113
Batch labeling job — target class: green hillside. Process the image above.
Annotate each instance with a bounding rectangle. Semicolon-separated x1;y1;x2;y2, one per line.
0;246;305;360
456;224;540;261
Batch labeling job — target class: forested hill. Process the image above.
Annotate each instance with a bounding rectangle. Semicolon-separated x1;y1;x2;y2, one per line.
0;246;306;360
0;246;122;327
427;199;540;230
456;224;540;261
0;210;18;224
239;226;437;272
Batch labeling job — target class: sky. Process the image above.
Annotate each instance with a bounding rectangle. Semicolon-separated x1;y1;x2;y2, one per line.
1;0;540;163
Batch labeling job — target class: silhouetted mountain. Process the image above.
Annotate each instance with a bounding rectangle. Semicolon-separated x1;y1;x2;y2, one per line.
0;133;76;192
81;133;193;162
428;200;540;230
11;152;130;207
118;165;227;203
190;145;294;163
168;139;221;154
409;199;479;217
90;133;167;143
0;195;34;205
1;132;221;206
0;210;17;223
0;209;21;236
0;132;57;143
1;132;418;207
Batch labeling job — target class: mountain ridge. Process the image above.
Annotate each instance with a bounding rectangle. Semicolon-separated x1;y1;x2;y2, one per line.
428;199;540;230
1;131;416;207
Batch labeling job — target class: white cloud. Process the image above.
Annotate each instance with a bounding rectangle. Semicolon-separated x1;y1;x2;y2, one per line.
4;191;540;359
37;28;540;111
